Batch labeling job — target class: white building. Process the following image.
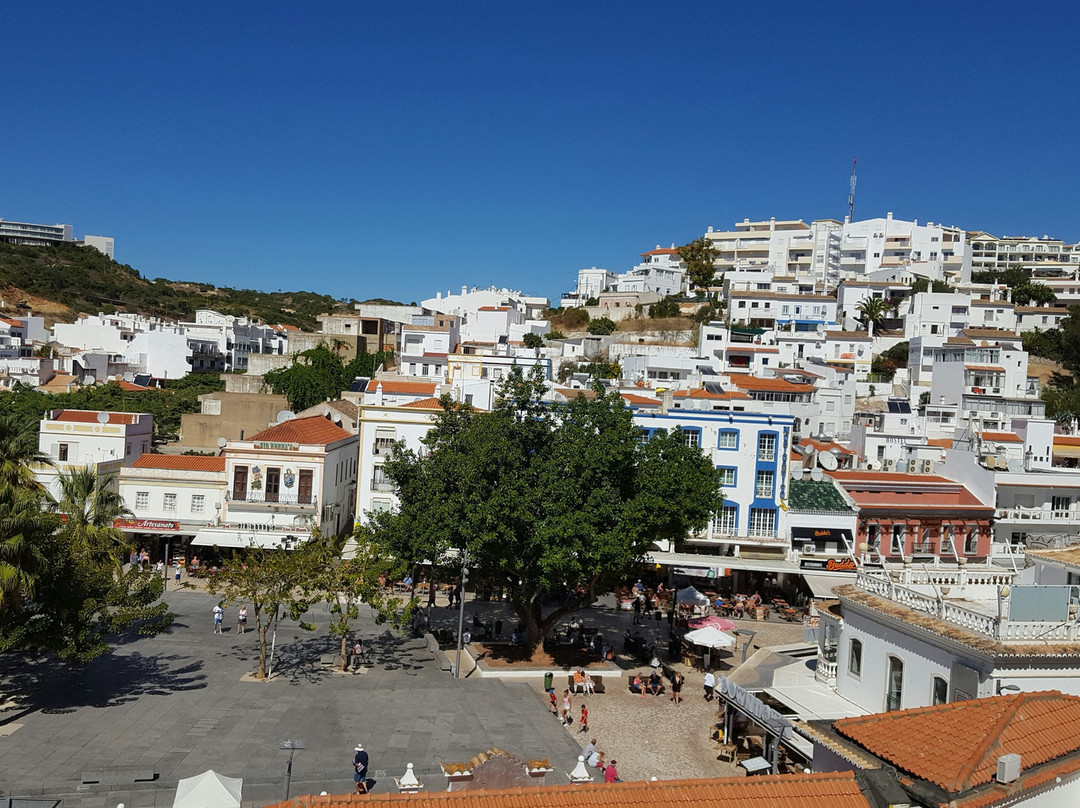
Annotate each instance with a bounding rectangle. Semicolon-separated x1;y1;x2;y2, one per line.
968;230;1075;274
193;414;359;550
34;409;154;499
0;218;74;246
181;309;288;373
399;315;460;380
837;214;969;283
117;454;227;558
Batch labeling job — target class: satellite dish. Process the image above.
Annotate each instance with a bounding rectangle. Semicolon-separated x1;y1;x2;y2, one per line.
810;467;824;481
96;410;109;424
276;410;296;423
1006;459;1023;472
122;371;135;382
867;460;882;471
819;451;839;471
217;437;227;448
85;376;96;386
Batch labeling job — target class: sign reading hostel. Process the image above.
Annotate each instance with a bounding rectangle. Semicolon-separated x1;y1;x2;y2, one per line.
114;518;180;532
255;441;299;451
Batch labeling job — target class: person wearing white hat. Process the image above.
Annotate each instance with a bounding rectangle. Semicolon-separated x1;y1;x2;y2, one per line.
354;744;369;794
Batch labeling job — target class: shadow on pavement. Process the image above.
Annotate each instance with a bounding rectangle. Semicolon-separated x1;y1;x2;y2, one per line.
0;651;207;726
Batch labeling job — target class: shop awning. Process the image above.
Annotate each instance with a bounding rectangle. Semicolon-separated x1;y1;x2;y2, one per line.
800;572;855;599
192;528;308;550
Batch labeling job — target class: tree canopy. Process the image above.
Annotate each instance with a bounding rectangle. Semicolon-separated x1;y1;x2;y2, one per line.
370;368;723;656
586;317;617;335
677;237;720;292
264;343;394;412
1013;282;1058;307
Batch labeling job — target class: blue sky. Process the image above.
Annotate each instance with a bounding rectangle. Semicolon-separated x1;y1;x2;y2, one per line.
4;2;1078;305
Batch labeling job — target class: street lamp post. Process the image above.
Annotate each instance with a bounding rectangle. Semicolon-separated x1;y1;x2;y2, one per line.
280;738;305;801
454;547;470;679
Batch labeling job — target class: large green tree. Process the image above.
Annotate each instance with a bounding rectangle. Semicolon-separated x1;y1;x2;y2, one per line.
856;297;891;332
264;343;394;412
372;367;723;657
55;466;132;569
678;237;720;293
1012;282;1057;307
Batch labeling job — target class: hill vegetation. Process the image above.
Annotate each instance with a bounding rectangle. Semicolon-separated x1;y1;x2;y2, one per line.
0;242;353;330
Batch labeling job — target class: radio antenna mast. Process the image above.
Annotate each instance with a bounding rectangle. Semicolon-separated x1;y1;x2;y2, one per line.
848;157;857;222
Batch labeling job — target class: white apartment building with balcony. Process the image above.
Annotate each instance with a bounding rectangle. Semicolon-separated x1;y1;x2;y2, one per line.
632;406;795;559
195;414;359;550
181;309;288;373
838;215;968;283
968;231;1077;274
704;218;839;288
399;315;459;380
0;218;74;246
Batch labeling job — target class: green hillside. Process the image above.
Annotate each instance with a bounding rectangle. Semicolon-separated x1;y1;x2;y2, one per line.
0;242;350;330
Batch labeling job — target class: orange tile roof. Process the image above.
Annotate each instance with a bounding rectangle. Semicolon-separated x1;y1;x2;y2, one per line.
116;380;151;391
1015;306;1069;314
964;364;1005;371
823;331;872;341
131;454;225;472
834;691;1080;793
961;328;1020;340
725;345;779;353
266;773;870;808
0;316;22;327
799;437;856;455
477;306;510;311
400;397;445;410
829;471;955;486
980;431;1022;443
1054;436;1080;448
970;299;1014;307
728;376;816;394
673;388;752;400
247;415;355;445
366;380;439;396
641;247;680;256
927;438;953;448
51;409;142;425
620;393;661;405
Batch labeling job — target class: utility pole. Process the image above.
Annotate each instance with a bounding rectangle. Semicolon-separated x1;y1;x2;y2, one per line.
848;157;858;222
454;546;469;679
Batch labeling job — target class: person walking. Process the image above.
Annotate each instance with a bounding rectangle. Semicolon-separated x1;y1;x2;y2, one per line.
671;671;684;705
213;603;224;634
173;561;181;589
579;703;589;734
561;689;572;726
703;670;716;701
353;743;369;794
237;606;248;634
632;596;642;626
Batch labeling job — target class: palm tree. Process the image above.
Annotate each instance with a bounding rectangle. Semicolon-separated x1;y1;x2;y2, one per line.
55;466;132;567
855;297;891;335
0;413;50;493
0;485;54;616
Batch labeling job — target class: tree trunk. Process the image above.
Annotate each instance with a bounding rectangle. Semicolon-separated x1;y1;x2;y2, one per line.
256;623;269;679
340;631;349;672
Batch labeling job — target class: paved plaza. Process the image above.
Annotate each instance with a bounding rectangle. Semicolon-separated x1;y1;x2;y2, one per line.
0;587;808;807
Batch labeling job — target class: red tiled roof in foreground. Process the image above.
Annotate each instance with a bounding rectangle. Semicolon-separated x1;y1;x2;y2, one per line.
728;376;816;394
980;431;1023;443
835;691;1080;794
131;454;225;472
366;380;439;396
400;397;446;410
51;409;142;425
267;773;870;808
247;415;355;445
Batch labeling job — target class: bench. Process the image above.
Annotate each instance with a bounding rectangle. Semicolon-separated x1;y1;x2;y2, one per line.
424;632;454;672
627;674;666;695
567;674;606;694
81;767;158;786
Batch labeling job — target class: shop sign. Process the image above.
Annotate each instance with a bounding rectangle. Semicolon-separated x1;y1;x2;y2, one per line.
255;441;299;451
800;557;858;573
792;527;853;542
113;518;179;531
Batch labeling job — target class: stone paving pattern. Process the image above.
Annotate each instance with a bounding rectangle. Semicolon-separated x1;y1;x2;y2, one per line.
0;586;807;807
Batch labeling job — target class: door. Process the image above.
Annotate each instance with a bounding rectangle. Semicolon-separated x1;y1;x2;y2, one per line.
232;466;248;501
265;468;281;503
298;469;313;504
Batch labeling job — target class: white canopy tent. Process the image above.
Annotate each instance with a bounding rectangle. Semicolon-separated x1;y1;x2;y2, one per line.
675;586;709;606
683;626;736;649
172;769;243;808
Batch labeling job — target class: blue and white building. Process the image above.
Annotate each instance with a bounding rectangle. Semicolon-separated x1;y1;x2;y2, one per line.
632;404;795;557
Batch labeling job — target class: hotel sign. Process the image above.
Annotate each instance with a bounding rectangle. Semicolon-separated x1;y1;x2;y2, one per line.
255;441;299;451
113;518;180;532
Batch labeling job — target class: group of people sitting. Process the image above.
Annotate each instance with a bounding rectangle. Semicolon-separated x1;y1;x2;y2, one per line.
726;591;762;618
630;669;664;698
571;669;598;694
581;739;620;782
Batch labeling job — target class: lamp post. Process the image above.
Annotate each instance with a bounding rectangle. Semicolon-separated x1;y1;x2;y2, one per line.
280;738;305;801
454;547;470;679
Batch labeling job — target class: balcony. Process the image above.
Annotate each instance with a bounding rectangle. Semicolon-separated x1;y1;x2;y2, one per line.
371;477;395;492
995;507;1080;524
815;653;837;685
227;491;315;509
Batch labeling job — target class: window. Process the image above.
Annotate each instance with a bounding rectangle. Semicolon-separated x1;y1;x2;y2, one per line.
1052;495;1072;513
712;506;737;536
265;468;281;503
718;430;738;449
757;433;776;461
371;499;392;513
163;493;177;512
932;676;948;706
683;429;700;448
964;526;979;554
755;470;774;498
232;466;248;501
891;524;906;554
849;639;862;677
57;443;70;462
191;495;205;513
886;657;904;711
126;442;132;457
135;491;149;510
298;469;313;504
748;508;775;537
717;467;736;486
867;524;881;550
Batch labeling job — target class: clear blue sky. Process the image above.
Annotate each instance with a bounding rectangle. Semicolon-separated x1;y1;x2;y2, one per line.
4;1;1078;305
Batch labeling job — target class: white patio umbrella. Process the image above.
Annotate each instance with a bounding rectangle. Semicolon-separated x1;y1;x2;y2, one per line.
172;769;243;808
683;626;737;649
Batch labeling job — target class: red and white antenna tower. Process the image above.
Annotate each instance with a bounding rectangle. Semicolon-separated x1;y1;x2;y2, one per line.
848;157;857;221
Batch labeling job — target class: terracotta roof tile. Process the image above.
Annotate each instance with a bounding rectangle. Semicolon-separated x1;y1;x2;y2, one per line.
961;328;1020;340
799;437;856;455
1054;436;1080;448
116;380;151;391
366;380;439;396
641;247;680;256
673;388;752;400
266;773;870;808
927;438;953;448
980;431;1022;443
964;364;1005;371
247;415;355;445
1015;306;1069;314
131;454;225;472
51;409;143;425
728;376;816;394
620;393;661;406
400;397;445;410
834;691;1080;793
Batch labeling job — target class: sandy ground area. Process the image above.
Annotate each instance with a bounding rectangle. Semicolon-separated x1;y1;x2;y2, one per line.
526;618;808;782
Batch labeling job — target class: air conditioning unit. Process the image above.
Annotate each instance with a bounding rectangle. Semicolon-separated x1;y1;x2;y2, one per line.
967;410;981;419
907;459;918;473
990;411;1004;421
996;753;1021;784
884;459;898;471
921;459;934;473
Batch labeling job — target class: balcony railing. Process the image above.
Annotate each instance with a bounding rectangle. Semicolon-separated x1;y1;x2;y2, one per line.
815;653;837;685
996;507;1080;523
371;478;395;492
227;491;315;507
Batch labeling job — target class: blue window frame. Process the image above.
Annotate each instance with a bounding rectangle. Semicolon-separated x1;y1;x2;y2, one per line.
717;467;737;487
718;429;739;450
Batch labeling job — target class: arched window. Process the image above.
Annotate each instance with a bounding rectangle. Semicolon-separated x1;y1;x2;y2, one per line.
886;656;904;711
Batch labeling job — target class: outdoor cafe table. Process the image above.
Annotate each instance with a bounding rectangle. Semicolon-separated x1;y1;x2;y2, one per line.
739;756;771;776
